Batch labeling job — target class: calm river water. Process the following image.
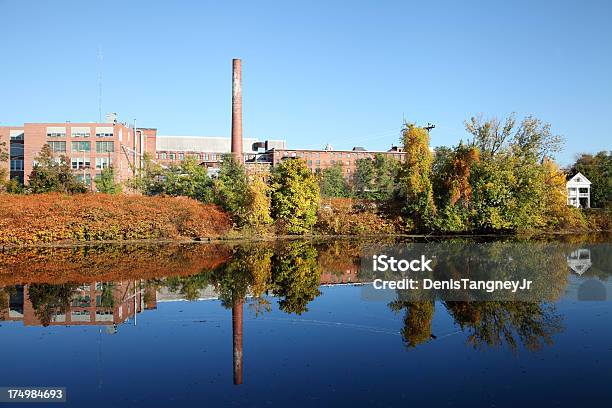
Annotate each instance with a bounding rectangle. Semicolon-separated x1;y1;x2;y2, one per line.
0;236;610;407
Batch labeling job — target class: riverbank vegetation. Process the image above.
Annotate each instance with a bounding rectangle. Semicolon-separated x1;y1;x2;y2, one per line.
1;113;609;243
0;193;231;245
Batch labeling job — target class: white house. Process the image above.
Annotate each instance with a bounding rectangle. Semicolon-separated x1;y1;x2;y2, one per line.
566;172;591;208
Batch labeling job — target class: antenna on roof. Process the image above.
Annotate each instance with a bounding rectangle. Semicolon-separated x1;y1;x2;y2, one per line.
97;46;103;123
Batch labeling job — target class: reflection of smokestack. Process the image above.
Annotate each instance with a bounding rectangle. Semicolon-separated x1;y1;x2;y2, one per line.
232;298;244;385
231;58;243;163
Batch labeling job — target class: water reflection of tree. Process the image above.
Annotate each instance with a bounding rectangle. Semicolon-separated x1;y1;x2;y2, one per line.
390;299;563;351
445;301;562;351
270;241;321;315
389;300;435;347
27;283;78;327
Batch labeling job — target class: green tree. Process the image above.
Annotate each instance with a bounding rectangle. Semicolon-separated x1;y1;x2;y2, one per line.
28;145;87;193
128;152;165;195
318;164;350;198
270;158;320;234
570;151;612;208
164;156;213;202
213;155;249;225
94;166;122;194
353;154;400;200
353;157;375;196
399;123;436;230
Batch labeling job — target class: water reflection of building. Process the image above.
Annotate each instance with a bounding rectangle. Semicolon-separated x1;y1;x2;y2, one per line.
0;281;153;327
567;249;592;276
320;265;360;285
0;285;25;322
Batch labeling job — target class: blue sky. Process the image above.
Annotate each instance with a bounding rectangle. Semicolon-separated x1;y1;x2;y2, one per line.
1;0;610;165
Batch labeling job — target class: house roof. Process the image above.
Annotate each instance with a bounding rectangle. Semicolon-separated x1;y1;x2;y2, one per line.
567;172;592;185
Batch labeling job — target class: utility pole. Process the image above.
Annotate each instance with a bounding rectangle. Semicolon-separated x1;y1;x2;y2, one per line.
133;119;137;177
424;123;436;134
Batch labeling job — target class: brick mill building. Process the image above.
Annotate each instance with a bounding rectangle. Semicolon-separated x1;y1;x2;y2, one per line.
1;59;406;190
1;117;405;190
0;113;155;189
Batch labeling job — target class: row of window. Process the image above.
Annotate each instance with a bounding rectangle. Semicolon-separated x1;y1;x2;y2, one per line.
305;160;352;172
156;152;221;161
47;141;114;153
47;132;114;138
71;157;112;170
282;151;403;160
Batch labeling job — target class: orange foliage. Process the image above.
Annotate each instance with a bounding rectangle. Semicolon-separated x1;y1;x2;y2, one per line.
0;244;231;285
0;193;232;245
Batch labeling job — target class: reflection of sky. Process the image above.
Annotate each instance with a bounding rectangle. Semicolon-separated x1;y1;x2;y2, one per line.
1;285;611;407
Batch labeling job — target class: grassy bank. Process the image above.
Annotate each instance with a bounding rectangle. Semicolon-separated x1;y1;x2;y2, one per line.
0;193;232;246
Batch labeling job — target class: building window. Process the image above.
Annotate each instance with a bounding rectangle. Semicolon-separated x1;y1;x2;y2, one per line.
71;141;91;152
178;153;184;160
47;141;66;153
96;141;114;153
95;132;113;137
169;153;176;160
71;157;90;169
47;132;66;138
95;157;112;169
75;173;92;186
10;159;24;171
161;153;167;160
72;131;90;138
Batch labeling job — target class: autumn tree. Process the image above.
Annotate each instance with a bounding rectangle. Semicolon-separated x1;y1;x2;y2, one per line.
28;144;87;194
270;241;321;314
270;158;320;234
243;176;273;229
399;123;436;230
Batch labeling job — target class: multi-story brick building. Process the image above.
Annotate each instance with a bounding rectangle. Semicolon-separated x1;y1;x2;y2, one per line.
155;135;286;168
0;114;156;190
2;113;406;188
0;281;145;327
266;145;406;178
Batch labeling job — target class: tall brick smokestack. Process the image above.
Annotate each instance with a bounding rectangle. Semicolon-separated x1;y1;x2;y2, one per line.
231;58;243;163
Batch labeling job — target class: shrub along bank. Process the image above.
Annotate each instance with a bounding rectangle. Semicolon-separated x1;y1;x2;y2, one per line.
0;193;231;246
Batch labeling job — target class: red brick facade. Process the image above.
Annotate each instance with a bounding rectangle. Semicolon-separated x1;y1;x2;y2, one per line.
2;122;156;190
